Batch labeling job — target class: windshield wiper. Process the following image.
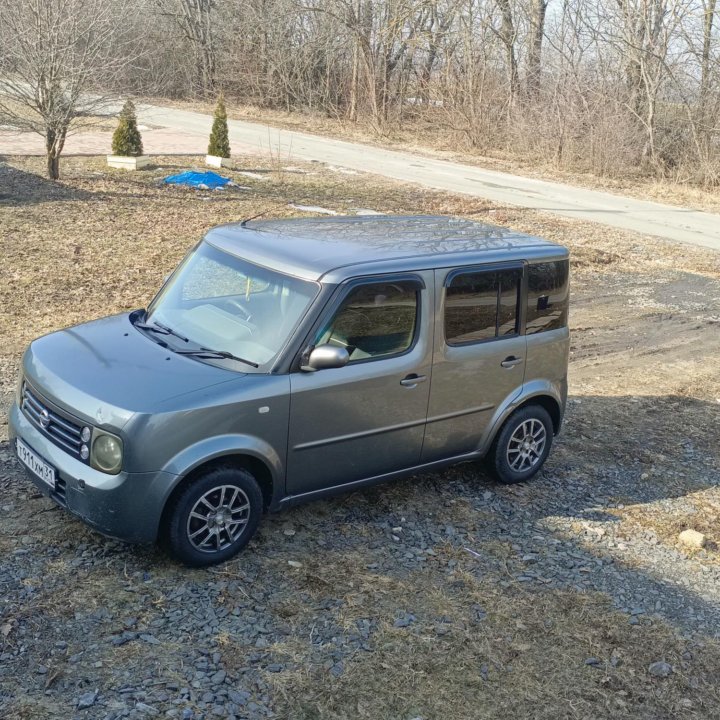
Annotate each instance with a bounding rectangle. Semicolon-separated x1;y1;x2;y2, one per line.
135;318;189;343
133;313;257;368
175;348;260;369
152;320;189;342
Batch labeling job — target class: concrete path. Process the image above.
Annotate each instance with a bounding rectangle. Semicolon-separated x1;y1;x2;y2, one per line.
140;104;720;252
0;125;258;156
3;100;719;251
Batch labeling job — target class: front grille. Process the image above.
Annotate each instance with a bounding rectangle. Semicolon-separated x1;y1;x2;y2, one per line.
21;382;86;461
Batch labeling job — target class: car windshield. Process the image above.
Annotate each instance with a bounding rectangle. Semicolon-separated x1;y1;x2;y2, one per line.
145;241;319;370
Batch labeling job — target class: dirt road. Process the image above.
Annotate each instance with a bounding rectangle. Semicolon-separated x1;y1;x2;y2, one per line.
135;103;720;252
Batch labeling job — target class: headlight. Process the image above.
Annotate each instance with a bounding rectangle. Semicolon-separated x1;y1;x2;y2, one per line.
91;431;123;474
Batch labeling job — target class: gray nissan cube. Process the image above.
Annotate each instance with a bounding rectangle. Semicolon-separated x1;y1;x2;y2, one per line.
9;216;569;566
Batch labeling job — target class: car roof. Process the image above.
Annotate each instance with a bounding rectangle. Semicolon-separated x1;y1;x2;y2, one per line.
204;215;568;282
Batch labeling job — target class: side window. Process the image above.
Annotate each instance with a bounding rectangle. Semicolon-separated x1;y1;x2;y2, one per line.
445;268;521;345
526;261;569;334
319;281;419;362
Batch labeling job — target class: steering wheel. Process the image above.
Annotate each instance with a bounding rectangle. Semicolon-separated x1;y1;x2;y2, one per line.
226;299;254;324
217;300;256;337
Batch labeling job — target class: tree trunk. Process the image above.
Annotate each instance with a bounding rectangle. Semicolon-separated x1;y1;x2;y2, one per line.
617;0;646;118
45;126;66;180
640;84;658;173
46;153;60;180
497;0;520;100
419;45;439;106
349;33;359;122
699;0;717;144
701;0;717;98
526;0;548;97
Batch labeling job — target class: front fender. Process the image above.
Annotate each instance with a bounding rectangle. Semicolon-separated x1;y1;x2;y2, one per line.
160;433;284;501
476;378;566;456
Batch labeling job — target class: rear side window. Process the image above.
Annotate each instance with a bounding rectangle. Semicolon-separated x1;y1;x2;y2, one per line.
445;268;521;345
526;261;569;334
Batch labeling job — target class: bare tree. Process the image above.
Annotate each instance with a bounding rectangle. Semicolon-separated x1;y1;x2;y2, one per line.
671;0;720;181
0;0;137;179
600;0;692;169
3;0;716;186
154;0;217;97
415;1;458;105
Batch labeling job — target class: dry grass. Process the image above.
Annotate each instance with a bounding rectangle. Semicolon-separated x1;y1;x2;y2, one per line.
252;550;720;720
153;97;720;215
2;151;708;400
1;153;717;381
3;697;62;720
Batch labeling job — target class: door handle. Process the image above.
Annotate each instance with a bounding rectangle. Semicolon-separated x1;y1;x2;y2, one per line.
501;356;524;369
400;374;427;387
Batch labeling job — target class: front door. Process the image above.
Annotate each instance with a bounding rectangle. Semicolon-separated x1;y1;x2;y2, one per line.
421;263;526;462
286;272;433;496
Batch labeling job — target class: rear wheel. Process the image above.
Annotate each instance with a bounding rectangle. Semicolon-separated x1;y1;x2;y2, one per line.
164;466;263;567
487;405;553;484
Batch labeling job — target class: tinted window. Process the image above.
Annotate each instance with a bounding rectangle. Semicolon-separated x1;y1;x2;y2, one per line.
445;269;521;345
526;261;569;334
319;281;419;362
498;274;520;336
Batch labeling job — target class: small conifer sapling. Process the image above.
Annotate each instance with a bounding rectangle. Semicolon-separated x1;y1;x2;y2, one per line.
111;100;144;157
208;94;231;159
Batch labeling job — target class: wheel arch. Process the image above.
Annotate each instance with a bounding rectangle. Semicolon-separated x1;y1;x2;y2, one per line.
514;394;562;434
479;384;565;457
158;451;277;541
156;434;284;539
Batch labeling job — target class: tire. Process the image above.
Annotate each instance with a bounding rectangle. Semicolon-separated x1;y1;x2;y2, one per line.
164;466;263;567
487;405;553;485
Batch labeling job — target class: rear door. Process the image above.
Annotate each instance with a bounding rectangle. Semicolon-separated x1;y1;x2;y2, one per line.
421;263;526;462
286;272;434;496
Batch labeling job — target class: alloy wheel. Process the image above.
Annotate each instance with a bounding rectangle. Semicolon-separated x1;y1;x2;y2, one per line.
186;484;251;553
506;418;547;473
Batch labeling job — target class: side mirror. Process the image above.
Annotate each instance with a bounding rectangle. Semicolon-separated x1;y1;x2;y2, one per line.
301;344;350;372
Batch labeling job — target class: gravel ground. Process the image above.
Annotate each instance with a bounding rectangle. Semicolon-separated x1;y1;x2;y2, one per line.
1;155;720;719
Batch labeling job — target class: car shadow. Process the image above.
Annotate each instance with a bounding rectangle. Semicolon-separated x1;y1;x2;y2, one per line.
269;392;720;636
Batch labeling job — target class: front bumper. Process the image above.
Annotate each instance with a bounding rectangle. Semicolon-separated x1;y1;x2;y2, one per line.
9;401;176;544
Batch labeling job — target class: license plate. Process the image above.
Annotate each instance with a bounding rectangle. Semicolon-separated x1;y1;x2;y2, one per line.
16;438;56;489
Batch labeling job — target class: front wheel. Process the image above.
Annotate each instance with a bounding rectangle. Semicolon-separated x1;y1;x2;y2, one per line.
164;466;263;567
487;405;553;485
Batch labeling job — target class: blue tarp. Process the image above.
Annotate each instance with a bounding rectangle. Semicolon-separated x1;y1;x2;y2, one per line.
164;170;231;189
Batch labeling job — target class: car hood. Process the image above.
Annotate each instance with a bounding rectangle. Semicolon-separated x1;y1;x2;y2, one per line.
23;313;245;429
